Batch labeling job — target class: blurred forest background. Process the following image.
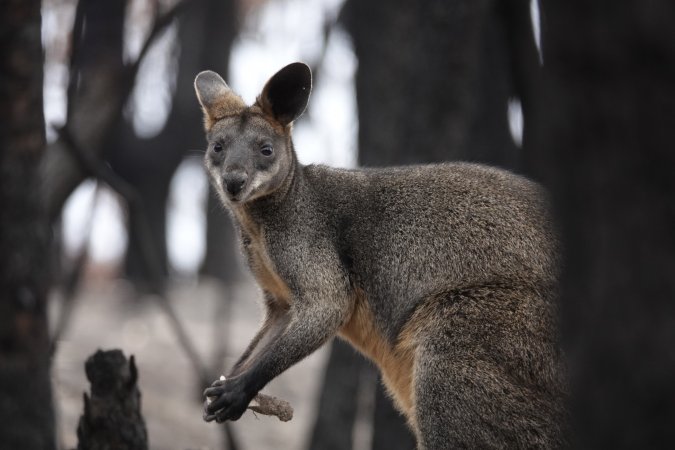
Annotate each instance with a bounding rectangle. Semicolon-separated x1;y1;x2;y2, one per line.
1;0;674;449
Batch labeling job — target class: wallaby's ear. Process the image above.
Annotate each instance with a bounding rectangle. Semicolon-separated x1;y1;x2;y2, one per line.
257;62;312;126
194;70;246;130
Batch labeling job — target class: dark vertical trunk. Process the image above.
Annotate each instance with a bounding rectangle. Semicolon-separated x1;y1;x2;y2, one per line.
370;383;412;450
309;340;370;450
122;178;171;292
106;0;238;289
534;0;675;447
77;350;147;450
201;190;240;282
309;0;534;448
194;0;239;284
0;1;56;448
347;0;518;168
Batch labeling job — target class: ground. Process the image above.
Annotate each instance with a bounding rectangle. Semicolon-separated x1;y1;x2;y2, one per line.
51;275;331;450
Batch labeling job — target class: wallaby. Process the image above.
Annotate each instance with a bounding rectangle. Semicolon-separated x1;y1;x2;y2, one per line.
195;62;566;449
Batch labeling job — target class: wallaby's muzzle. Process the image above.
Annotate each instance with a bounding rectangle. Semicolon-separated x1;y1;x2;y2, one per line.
223;171;248;199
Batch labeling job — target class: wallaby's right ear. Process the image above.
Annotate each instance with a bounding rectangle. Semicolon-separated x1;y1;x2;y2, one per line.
256;62;312;126
194;70;246;131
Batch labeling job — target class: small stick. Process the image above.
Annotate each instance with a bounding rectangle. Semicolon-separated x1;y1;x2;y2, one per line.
211;376;294;422
248;393;294;422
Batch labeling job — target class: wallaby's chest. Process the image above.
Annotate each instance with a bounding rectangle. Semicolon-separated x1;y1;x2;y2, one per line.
235;211;292;308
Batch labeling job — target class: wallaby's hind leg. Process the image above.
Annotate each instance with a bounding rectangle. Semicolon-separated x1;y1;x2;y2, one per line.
410;286;565;449
415;349;559;449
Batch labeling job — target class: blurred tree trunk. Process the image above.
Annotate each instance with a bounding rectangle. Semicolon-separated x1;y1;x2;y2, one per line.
347;0;519;169
0;0;56;448
310;0;538;448
41;0;128;221
201;190;240;283
533;0;675;447
309;340;367;450
105;0;238;292
193;0;240;286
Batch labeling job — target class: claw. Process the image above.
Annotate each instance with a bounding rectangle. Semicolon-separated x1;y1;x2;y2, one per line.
204;387;222;397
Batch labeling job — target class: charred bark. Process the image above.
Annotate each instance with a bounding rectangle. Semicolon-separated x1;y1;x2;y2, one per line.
534;0;675;447
76;350;148;450
0;0;56;448
346;0;521;169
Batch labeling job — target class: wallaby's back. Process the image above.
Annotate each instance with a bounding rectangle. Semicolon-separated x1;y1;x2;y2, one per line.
304;162;566;448
304;162;558;340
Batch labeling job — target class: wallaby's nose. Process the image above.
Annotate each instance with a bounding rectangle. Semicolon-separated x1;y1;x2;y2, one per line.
223;172;248;197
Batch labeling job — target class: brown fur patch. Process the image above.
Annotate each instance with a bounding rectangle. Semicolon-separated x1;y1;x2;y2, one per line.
234;208;292;309
246;108;289;135
338;289;416;419
250;103;291;135
201;96;246;132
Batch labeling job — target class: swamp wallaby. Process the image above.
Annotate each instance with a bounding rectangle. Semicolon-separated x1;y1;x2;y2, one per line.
195;62;566;449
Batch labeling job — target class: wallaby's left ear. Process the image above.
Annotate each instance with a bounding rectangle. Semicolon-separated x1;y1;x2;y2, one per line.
194;70;246;130
257;62;312;126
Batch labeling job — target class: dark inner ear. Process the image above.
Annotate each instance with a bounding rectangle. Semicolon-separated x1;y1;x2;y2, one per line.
260;62;312;126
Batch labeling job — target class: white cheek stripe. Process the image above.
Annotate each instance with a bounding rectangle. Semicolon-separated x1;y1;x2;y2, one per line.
249;161;281;193
249;172;266;192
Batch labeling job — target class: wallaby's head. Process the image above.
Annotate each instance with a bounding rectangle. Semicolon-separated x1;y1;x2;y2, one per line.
194;62;311;204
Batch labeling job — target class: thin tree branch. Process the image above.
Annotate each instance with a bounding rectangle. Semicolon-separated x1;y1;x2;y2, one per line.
130;0;191;74
248;393;294;422
209;376;294;422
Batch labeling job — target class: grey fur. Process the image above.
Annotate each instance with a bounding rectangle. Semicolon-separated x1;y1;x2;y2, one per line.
196;63;566;448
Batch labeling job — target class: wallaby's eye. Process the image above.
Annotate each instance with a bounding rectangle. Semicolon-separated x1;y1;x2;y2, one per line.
260;144;273;157
213;143;223;153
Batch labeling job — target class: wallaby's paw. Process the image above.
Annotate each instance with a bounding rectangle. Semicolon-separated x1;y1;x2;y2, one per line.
203;376;253;423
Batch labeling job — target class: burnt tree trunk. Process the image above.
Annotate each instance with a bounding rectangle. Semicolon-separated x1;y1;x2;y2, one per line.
534;0;675;447
0;0;56;448
77;350;147;450
309;0;538;448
